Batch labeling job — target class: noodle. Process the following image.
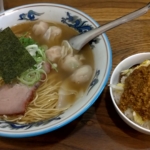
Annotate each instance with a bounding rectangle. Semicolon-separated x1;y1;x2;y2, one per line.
0;71;68;124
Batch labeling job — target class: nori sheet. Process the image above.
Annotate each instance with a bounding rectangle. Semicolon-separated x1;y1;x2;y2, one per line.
0;27;36;83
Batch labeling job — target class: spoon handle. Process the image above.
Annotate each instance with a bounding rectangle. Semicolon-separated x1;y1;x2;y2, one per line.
0;0;4;13
69;3;150;51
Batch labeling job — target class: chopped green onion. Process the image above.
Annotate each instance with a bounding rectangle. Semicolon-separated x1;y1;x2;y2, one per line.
17;68;47;86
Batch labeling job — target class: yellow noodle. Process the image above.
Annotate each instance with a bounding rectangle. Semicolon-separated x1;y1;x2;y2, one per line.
0;72;68;124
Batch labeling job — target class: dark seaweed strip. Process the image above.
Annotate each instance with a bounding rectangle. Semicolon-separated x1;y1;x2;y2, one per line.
0;27;36;83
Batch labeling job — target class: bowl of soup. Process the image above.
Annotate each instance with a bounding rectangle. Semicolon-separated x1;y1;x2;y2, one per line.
0;3;112;138
110;53;150;134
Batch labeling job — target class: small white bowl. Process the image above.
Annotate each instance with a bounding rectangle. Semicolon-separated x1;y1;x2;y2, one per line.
0;3;112;138
110;52;150;134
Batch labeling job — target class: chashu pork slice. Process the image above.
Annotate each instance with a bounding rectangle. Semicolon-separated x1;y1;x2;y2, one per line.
0;83;35;115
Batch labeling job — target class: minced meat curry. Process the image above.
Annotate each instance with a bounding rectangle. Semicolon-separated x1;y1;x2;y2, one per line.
119;65;150;120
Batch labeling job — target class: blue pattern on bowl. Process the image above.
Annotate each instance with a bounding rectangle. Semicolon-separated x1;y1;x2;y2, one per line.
19;10;44;21
61;12;93;33
0;117;61;129
88;70;100;94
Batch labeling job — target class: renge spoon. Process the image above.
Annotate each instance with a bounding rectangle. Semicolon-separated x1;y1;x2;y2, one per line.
0;0;4;13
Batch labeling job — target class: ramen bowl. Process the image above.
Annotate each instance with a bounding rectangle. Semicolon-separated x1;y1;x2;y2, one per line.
110;53;150;134
0;3;112;138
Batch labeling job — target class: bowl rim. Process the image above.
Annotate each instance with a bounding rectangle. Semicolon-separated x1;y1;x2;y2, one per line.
0;3;112;138
110;52;150;134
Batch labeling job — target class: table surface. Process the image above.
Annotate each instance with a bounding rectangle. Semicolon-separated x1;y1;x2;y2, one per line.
2;0;150;150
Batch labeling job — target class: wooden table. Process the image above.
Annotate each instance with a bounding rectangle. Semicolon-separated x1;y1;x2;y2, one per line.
2;0;150;149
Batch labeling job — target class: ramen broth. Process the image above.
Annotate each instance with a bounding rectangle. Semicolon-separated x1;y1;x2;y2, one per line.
1;21;95;123
12;21;94;88
12;22;94;66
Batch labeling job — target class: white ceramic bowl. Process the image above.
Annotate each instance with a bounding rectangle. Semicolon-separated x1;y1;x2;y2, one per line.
110;52;150;134
0;3;112;138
